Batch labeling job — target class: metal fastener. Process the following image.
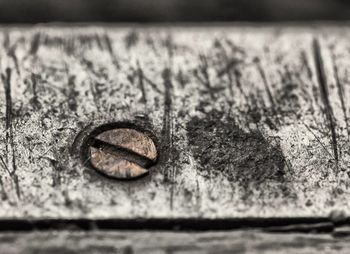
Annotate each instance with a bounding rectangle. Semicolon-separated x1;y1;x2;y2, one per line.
85;127;158;180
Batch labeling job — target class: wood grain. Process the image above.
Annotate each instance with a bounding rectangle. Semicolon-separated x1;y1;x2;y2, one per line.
0;25;349;219
0;230;350;254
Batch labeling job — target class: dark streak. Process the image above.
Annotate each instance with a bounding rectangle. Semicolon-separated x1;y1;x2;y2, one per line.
312;38;339;163
161;67;174;209
217;58;243;78
0;176;8;200
255;58;276;110
2;32;19;74
65;37;75;55
42;158;62;187
175;70;187;88
136;61;147;105
67;75;78;112
195;54;215;99
300;51;313;79
12;174;20;199
7;47;20;75
2;68;12;139
29;73;41;109
330;49;350;140
31;73;38;99
214;40;234;99
303;123;333;158
233;68;250;102
143;75;162;94
29;32;41;55
124;30;139;50
1;68;20;198
94;33;103;50
2;32;9;49
80;58;102;112
163;35;174;61
102;34;120;69
0;156;8;173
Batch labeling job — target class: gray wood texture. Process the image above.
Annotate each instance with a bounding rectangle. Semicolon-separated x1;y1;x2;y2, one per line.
1;230;350;254
0;25;349;219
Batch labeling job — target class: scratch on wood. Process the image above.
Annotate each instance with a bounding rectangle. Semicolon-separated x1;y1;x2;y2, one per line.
303;123;333;159
0;176;7;200
161;67;175;209
175;69;187;88
3;32;19;74
196;54;215;100
2;68;12;162
94;33;103;50
0;155;11;177
67;75;78;112
136;61;147;105
214;40;235;100
124;30;139;50
300;51;313;79
330;48;350;140
1;68;20;198
217;58;243;78
2;31;9;49
255;58;276;110
102;33;120;69
312;38;339;163
29;32;41;56
7;48;20;75
142;74;162;94
214;40;252;122
29;73;41;109
163;34;174;62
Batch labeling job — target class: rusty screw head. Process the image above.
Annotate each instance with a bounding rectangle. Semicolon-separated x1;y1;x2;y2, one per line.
86;127;158;180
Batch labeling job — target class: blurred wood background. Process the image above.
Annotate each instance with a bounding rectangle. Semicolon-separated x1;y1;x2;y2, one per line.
0;0;349;23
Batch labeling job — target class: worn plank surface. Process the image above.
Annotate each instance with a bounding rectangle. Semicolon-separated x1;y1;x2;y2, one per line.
0;25;350;219
1;230;350;254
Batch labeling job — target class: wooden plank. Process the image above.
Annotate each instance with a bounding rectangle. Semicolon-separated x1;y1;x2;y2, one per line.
0;25;349;219
0;230;350;254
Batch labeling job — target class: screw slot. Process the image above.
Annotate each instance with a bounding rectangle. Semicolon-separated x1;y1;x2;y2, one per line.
81;123;158;180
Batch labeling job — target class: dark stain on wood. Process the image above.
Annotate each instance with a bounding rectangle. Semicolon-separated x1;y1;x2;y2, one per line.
187;109;288;185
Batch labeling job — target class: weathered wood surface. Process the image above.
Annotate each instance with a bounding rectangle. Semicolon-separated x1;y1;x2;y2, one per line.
1;230;350;254
0;25;350;219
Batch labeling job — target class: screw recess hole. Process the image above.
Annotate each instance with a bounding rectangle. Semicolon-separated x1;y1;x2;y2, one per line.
81;123;158;180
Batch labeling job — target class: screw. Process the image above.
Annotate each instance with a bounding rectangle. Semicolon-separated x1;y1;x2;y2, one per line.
86;127;158;180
